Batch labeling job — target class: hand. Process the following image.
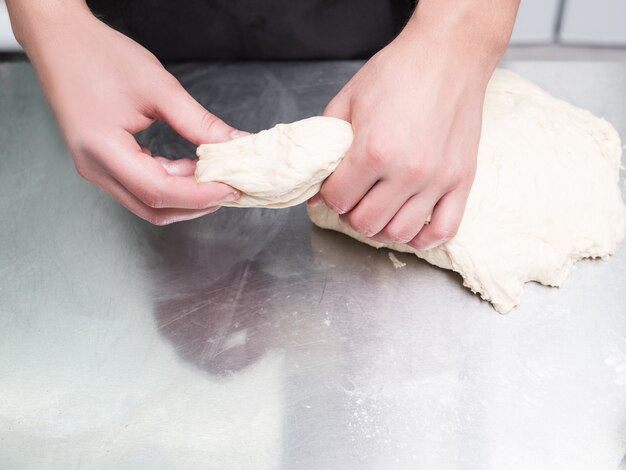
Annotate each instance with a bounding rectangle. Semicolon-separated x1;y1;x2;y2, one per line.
310;11;506;250
23;8;243;225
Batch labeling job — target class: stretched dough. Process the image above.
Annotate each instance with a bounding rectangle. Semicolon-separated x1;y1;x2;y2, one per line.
196;69;626;313
196;116;352;208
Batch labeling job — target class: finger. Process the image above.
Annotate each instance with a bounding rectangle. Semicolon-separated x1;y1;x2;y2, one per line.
409;189;468;251
153;156;198;177
156;78;243;145
314;90;352;208
319;140;380;214
371;193;436;244
102;131;239;209
307;91;349;210
339;180;410;237
100;173;220;225
307;193;324;208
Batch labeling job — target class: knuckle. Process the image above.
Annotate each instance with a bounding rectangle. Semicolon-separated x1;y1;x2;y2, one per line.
200;111;221;135
320;189;349;214
329;200;349;215
444;167;472;191
402;160;430;184
69;147;93;171
318;184;332;202
345;211;375;237
73;160;92;182
364;133;393;167
69;133;113;181
445;165;463;183
139;188;165;209
384;226;413;244
407;238;424;250
73;129;108;155
430;224;458;241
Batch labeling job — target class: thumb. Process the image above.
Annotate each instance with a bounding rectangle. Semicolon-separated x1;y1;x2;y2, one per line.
323;90;351;122
157;81;245;145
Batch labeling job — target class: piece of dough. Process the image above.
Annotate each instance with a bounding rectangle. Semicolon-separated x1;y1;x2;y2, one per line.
195;69;626;313
196;116;353;208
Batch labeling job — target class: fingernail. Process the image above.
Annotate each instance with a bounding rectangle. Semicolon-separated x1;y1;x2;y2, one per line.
421;238;449;251
328;203;346;215
229;130;251;140
307;195;323;208
221;191;240;203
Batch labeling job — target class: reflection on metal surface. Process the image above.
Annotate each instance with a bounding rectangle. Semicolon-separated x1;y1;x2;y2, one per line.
0;61;625;469
149;208;293;376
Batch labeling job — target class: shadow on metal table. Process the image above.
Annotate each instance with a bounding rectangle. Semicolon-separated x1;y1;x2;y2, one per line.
0;61;625;469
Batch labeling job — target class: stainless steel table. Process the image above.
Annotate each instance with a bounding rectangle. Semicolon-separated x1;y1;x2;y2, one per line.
0;61;625;470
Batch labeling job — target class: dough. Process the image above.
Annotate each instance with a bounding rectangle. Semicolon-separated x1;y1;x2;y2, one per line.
195;69;626;313
388;252;407;269
196;116;353;208
309;69;626;313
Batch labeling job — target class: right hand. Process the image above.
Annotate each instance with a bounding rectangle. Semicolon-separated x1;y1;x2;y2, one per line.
24;8;244;225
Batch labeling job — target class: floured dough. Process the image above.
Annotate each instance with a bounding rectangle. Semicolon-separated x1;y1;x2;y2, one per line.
196;69;626;313
196;116;353;208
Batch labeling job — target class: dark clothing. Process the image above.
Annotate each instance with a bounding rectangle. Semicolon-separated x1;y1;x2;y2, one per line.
86;0;415;61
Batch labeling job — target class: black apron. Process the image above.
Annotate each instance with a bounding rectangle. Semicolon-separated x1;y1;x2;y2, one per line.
86;0;415;61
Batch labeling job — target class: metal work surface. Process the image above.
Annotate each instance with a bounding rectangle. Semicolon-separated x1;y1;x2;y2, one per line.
1;61;625;469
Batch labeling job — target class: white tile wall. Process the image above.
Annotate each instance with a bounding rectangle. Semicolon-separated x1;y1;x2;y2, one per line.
509;0;561;45
560;0;626;45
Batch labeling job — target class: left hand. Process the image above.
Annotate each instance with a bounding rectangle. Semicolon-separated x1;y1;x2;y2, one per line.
309;24;497;250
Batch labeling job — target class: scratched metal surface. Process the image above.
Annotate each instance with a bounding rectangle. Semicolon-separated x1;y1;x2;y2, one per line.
0;61;625;470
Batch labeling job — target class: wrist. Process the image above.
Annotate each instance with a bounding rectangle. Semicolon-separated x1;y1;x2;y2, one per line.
6;1;92;53
400;0;516;78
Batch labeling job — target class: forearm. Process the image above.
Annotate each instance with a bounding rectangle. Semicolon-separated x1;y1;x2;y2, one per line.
402;0;520;74
6;0;91;52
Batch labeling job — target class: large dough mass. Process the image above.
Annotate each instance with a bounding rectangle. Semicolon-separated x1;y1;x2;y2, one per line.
196;69;626;313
